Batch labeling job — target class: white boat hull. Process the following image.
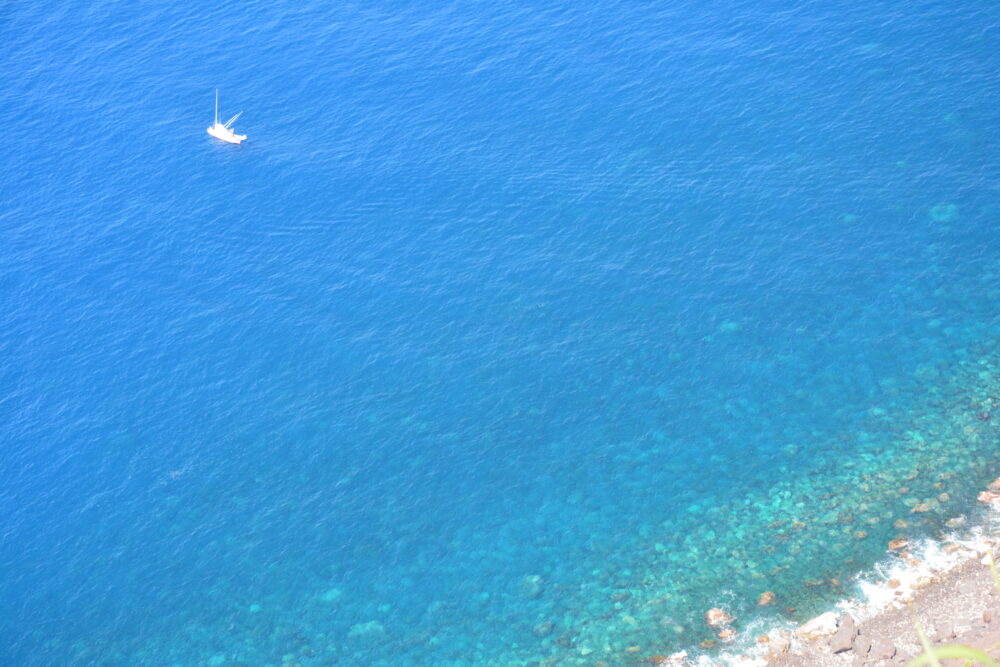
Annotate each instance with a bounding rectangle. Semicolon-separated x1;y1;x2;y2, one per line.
207;124;246;144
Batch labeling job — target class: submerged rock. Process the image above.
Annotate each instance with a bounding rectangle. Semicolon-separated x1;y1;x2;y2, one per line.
532;621;554;638
943;542;966;555
518;575;545;599
319;587;343;602
929;203;958;222
704;608;733;628
661;650;689;665
757;591;776;606
977;490;1000;505
348;621;387;643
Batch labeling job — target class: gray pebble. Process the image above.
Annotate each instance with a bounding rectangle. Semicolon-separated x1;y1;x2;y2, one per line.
959;580;979;594
933;620;955;641
870;637;896;660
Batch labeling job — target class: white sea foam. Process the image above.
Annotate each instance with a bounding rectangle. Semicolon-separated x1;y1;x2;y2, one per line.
697;505;1000;667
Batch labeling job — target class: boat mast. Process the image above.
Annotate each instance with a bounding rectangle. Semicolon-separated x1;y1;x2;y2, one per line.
215;89;219;125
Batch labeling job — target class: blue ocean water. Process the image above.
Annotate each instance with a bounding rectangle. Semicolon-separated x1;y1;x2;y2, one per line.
2;1;999;664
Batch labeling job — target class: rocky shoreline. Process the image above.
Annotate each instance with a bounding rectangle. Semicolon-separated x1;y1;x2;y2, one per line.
654;482;1000;667
765;545;1000;667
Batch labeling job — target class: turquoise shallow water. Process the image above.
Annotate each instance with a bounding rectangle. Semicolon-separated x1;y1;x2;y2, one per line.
1;1;999;665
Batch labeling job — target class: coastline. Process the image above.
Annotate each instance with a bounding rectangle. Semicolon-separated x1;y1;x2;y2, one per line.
769;552;1000;666
668;491;1000;667
524;341;1000;667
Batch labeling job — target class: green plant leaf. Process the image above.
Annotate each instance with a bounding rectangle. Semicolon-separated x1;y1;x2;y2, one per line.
987;553;1000;593
906;645;999;667
912;615;942;667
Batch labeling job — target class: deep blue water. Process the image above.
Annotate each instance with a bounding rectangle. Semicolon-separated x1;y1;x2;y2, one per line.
2;1;999;665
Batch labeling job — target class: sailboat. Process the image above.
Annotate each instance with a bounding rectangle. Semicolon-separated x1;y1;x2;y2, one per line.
207;90;247;144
